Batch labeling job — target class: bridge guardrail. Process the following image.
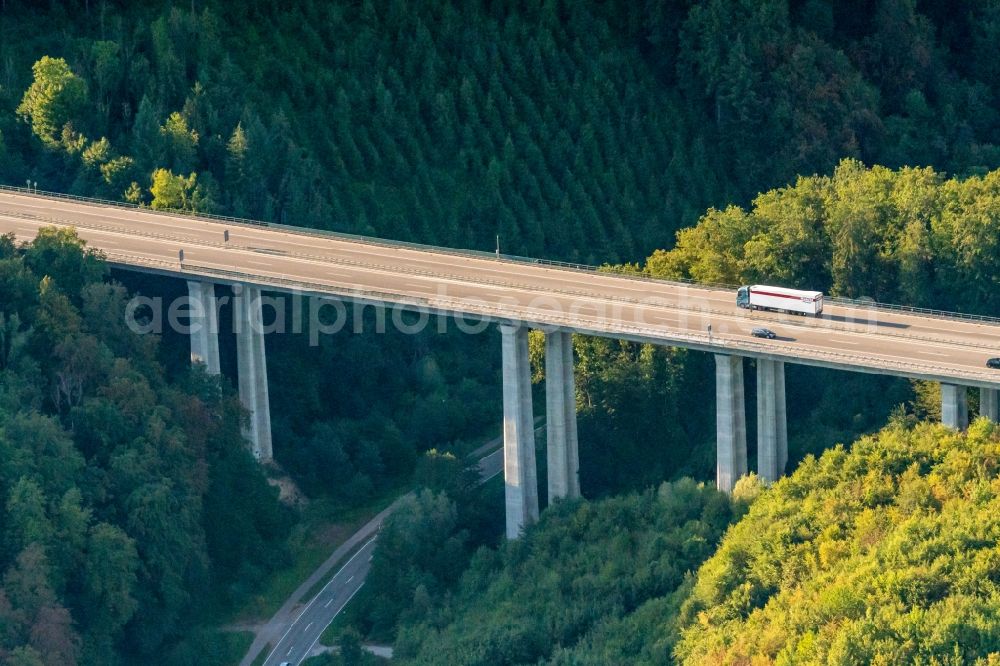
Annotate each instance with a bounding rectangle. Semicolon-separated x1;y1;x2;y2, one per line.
5;183;1000;326
170;261;1000;386
25;207;1000;352
86;218;992;349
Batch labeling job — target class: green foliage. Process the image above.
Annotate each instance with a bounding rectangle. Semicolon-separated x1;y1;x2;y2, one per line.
573;338;710;495
675;420;1000;665
149;168;212;212
4;2;1000;261
339;626;364;665
0;228;291;661
21;227;106;304
159;111;199;173
15;56;87;150
653;160;1000;314
80;137;111;168
387;423;1000;665
3;5;1000;660
263;308;501;514
358;490;470;637
413;449;479;501
393;479;741;664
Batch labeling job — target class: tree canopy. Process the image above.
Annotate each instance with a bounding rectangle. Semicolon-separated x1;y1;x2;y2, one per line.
648;159;1000;314
676;418;1000;664
15;56;87;150
0;229;290;662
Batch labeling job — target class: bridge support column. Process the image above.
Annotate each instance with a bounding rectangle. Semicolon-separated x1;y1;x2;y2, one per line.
186;280;220;375
981;388;999;423
757;359;787;483
777;360;788;473
941;383;969;430
715;354;747;493
235;284;273;461
500;324;539;538
545;331;579;503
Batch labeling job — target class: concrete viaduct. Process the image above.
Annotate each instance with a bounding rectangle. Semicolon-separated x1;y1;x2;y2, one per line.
2;188;999;539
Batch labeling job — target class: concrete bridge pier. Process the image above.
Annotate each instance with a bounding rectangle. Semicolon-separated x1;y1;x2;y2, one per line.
981;388;999;423
500;324;539;538
545;331;580;503
186;280;220;375
757;359;787;483
715;354;747;492
235;284;273;461
941;383;969;430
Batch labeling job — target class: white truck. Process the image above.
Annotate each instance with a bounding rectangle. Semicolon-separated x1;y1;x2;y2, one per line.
736;285;824;316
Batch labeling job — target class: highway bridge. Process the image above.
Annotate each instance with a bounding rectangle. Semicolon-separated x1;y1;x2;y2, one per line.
2;187;999;538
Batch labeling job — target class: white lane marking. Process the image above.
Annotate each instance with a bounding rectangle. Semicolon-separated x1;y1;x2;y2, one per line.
0;212;986;329
828;337;860;345
368;556;373;562
324;598;333;608
261;537;377;665
347;575;354;583
286;647;293;656
918;350;950;357
0;204;695;302
20;222;998;372
4;194;612;292
300;583;365;666
305;622;313;632
4;206;997;375
0;201;989;334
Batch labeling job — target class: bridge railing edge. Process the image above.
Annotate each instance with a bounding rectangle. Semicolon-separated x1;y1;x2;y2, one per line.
4;184;998;326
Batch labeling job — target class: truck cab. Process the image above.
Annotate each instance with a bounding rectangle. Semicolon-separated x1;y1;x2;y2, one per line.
736;286;750;309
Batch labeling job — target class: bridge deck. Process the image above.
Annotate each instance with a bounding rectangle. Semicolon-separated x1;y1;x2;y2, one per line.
2;189;998;388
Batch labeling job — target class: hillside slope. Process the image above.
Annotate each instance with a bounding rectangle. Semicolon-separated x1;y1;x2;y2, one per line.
0;229;289;663
676;418;1000;664
384;419;1000;665
3;1;1000;263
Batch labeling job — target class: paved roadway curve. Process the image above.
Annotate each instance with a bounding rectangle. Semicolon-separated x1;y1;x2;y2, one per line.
257;432;513;666
1;190;999;388
263;537;376;665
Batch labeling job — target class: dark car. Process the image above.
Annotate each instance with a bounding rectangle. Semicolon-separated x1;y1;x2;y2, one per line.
988;357;1000;369
751;327;777;339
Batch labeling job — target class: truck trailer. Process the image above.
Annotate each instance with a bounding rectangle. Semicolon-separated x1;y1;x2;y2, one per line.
736;285;824;316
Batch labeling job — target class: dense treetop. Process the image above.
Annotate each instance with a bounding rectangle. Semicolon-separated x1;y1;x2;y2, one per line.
647;159;1000;314
3;0;1000;264
3;2;1000;662
391;477;750;664
0;229;288;663
675;418;1000;664
376;420;1000;665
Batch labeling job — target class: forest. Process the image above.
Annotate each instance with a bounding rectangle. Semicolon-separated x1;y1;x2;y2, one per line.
4;0;1000;263
3;0;1000;663
0;229;288;663
379;419;1000;664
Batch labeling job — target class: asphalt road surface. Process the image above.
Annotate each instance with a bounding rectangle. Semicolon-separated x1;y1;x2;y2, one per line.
256;425;527;666
2;189;999;390
261;538;376;666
